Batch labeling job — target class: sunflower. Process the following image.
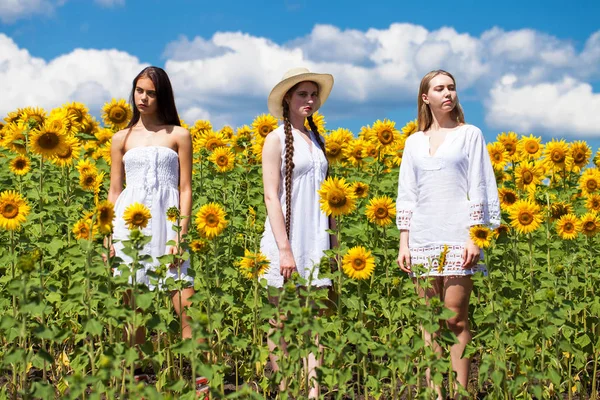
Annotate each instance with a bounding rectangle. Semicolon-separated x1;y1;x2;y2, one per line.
9;155;31;176
372;119;400;150
342;246;375;280
390;135;408;166
95;200;114;235
494;224;510;238
208;146;235;172
166;206;180;223
191;120;213;139
237;250;270;279
46;108;75;135
469;225;493;248
218;125;234;139
29;124;69;159
358;125;375;142
515;161;543;191
0;190;30;231
102;99;132;130
232;125;252;153
518;134;543;160
72;218;96;240
4;108;25;124
195;202;228;238
569;141;592;172
123;202;152;230
437;245;449;273
79;171;103;193
508;200;543;235
555;214;580;240
549;201;574;221
365;196;396;227
1;121;28;154
63;101;89;126
318;176;357;217
305;111;326;133
365;142;379;159
579;212;600;237
579;168;600;196
79;115;100;137
585;194;600;213
497;131;519;160
343;139;368;166
351;182;369;198
19;107;47;128
194;130;228;153
250;136;265;163
252;114;278;139
401;119;418;136
543;139;571;170
189;239;209;253
324;133;346;164
487;142;509;171
52;135;81;167
95;143;112;166
76;159;97;175
594;149;600;169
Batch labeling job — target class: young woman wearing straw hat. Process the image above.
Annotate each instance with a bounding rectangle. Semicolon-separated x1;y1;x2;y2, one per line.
260;67;335;398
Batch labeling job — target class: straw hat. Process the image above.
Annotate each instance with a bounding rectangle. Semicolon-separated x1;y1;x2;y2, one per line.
267;67;334;119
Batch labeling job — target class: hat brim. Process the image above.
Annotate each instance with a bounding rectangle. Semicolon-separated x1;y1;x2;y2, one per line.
267;73;334;119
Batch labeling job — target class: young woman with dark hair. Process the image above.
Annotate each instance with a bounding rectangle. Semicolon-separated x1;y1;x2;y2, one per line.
104;66;205;392
396;70;500;398
260;67;335;398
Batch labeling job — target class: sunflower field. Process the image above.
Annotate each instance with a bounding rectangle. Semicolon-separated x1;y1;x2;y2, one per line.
0;100;598;399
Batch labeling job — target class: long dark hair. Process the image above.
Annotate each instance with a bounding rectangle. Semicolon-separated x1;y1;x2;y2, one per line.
126;66;181;128
282;81;327;240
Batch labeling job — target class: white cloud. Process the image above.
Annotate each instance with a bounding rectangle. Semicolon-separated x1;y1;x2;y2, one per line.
0;0;56;23
2;23;600;136
486;75;600;136
0;34;146;117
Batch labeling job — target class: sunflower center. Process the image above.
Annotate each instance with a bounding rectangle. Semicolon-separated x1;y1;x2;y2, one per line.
328;190;347;208
132;213;146;225
352;258;366;271
206;213;219;227
328;144;341;157
593;200;600;209
522;171;534;185
378;130;393;145
504;193;517;205
375;207;389;219
573;150;586;164
586;180;598;192
354;187;365;196
109;107;127;123
475;230;488;239
518;211;533;225
584;221;596;232
564;222;574;233
1;203;18;219
39;132;60;150
217;156;228;166
15;160;27;170
505;143;515;155
525;141;539;154
492;152;503;162
84;176;95;186
551;150;565;163
353;149;363;159
58;147;73;159
206;140;220;152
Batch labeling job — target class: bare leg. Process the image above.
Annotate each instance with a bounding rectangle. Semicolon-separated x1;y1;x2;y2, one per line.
306;334;322;399
416;277;444;399
267;294;288;392
123;290;146;346
171;287;195;339
443;276;473;394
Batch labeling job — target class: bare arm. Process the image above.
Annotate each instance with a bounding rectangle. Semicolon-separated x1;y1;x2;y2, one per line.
103;130;126;261
176;127;193;237
262;132;296;279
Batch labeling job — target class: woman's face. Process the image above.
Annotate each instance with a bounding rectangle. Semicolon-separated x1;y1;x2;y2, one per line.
423;74;457;114
287;81;320;120
134;76;158;116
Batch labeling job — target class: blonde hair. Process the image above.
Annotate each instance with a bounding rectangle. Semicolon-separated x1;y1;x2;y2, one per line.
417;70;465;132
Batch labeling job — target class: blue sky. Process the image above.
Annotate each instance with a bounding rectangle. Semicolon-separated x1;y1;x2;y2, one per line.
2;0;600;146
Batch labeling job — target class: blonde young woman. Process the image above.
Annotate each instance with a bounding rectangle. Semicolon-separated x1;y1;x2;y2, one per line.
396;70;500;397
261;67;335;398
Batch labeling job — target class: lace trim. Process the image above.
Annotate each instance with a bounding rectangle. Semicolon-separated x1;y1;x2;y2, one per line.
396;209;413;230
468;199;501;228
409;244;488;277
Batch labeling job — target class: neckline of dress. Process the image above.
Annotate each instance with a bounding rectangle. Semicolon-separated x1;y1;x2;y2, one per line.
422;124;467;157
292;128;314;153
123;145;178;158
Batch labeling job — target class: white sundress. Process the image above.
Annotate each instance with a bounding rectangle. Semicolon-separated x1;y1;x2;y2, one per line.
260;125;332;288
112;145;194;290
396;125;501;276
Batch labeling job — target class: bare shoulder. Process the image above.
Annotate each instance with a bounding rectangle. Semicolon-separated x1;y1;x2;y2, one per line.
111;129;129;149
171;125;191;139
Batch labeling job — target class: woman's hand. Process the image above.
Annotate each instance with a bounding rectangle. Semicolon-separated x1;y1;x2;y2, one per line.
279;248;297;281
167;240;185;269
397;246;411;273
462;238;480;268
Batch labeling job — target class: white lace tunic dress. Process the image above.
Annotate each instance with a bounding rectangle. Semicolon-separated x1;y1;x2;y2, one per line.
396;125;500;276
261;125;332;288
112;146;194;289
